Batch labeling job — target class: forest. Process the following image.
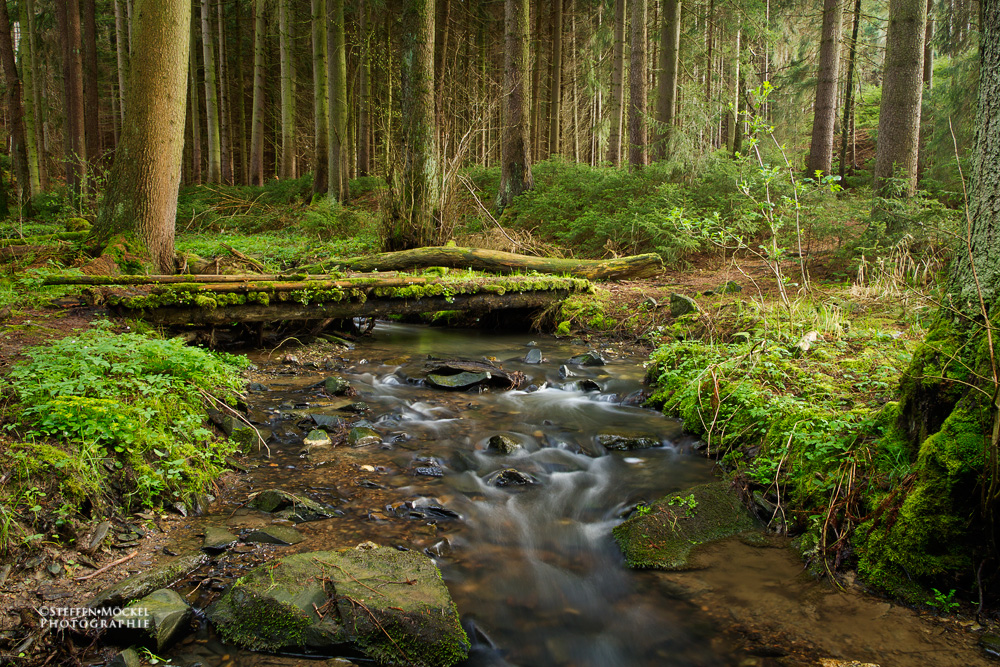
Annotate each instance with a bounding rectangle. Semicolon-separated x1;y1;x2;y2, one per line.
0;0;999;665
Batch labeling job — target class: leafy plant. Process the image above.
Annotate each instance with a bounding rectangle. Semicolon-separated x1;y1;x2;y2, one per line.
929;588;960;613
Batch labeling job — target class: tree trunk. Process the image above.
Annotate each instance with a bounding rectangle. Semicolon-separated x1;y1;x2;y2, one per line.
24;0;46;190
18;0;42;196
732;26;744;157
248;0;266;186
278;0;296;179
923;0;934;87
357;0;370;177
81;0;101;166
530;1;544;162
189;16;203;184
839;0;862;180
655;0;681;161
627;0;646;169
217;0;233;184
328;0;348;201
873;0;927;198
606;0;625;165
435;0;451;127
312;0;329;196
862;0;1000;596
385;0;438;250
58;0;87;201
307;246;665;280
548;0;562;157
806;0;843;176
92;0;191;273
114;0;129;124
497;0;534;210
0;0;28;202
201;0;222;183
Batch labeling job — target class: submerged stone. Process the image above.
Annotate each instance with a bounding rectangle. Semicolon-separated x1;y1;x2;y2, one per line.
202;526;238;553
248;489;335;523
613;482;759;570
348;426;381;447
115;589;191;651
88;553;207;608
207;544;469;666
245;525;305;546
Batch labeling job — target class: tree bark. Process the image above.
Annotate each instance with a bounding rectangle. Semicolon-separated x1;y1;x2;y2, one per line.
248;0;266;186
0;0;28;202
17;0;42;195
497;0;534;210
806;0;843;176
328;0;349;201
839;0;862;180
923;0;934;87
530;1;544;162
58;0;87;200
312;0;329;196
357;0;370;177
548;0;563;157
81;0;101;165
655;0;681;161
385;0;438;250
307;246;665;280
627;0;646;169
201;0;222;183
278;0;296;179
188;17;203;184
217;0;233;184
92;0;191;273
873;0;927;198
114;0;129;124
606;0;625;165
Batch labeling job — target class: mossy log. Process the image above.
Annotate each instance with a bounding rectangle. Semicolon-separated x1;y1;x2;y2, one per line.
42;273;319;286
305;246;665;280
0;231;89;247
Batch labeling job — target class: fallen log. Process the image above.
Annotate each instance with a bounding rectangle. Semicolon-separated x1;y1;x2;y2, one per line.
42;273;319;286
304;246;665;281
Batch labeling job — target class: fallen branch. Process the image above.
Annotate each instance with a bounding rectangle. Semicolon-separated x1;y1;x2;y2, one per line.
73;551;138;581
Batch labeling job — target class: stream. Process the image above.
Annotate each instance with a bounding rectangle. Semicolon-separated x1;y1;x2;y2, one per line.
147;323;992;667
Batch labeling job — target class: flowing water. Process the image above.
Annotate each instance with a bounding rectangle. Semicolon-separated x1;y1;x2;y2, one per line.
163;323;742;666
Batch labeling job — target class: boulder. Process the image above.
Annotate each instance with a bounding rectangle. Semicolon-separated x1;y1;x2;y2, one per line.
248;489;335;523
523;348;543;364
485;469;538;487
324;376;352;395
114;589;191;651
669;293;700;317
567;351;606;367
613;482;759;570
304;429;333;448
88;553;207;608
207;544;469;667
423;360;524;390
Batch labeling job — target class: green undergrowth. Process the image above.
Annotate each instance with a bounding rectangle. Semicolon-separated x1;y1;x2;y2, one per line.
0;322;248;558
644;291;925;587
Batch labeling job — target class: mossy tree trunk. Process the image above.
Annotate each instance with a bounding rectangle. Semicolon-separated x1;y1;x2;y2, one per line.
860;0;1000;599
384;0;439;251
91;0;191;274
18;0;42;195
0;0;30;203
497;0;533;211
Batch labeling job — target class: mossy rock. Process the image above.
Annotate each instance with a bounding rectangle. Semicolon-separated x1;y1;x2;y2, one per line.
114;588;192;651
613;482;758;570
88;553;207;608
207;544;469;666
248;489;335;523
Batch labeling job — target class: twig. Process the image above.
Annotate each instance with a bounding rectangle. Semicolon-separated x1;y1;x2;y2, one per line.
73;551;138;581
199;388;271;457
221;243;266;272
458;174;521;249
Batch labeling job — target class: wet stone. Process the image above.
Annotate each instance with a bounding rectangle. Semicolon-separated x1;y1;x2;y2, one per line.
415;466;444;478
324;375;352;395
115;588;192;651
304;429;333;448
567;351;606;367
486;434;522;455
558;364;577;378
88;553;208;608
202;526;238;553
247;489;335;523
598;434;661;451
523;348;544;364
86;521;112;554
311;413;346;428
486;468;538;487
426;371;493;390
244;525;305;546
108;648;141;667
348;426;381;447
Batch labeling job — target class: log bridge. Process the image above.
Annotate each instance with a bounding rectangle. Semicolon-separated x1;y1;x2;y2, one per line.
66;272;594;326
